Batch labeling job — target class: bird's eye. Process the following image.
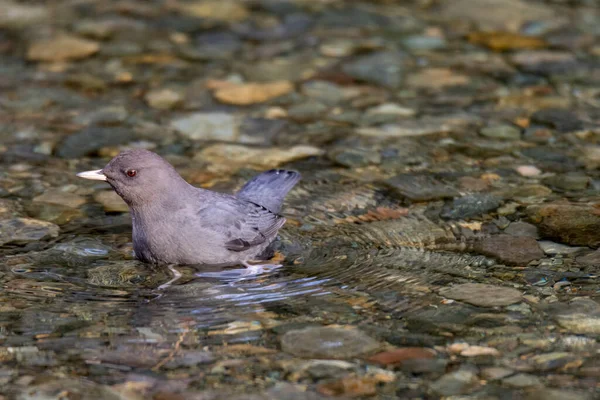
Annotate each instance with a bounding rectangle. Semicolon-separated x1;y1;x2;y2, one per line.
126;169;137;177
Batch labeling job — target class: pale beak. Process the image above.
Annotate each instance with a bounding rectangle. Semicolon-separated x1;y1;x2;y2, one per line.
76;169;107;181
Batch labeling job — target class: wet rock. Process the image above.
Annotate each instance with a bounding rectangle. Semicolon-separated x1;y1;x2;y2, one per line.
287;102;328;122
516;165;542;177
328;148;381;168
241;57;313;82
0;218;59;246
440;193;501;220
317;373;390;398
181;31;241;60
439;283;522;307
579;146;600;170
144;88;184;110
367;347;436;366
405;303;476;334
73;20;115;40
551;298;600;335
280;326;380;359
299;360;355;380
0;1;49;29
430;368;480;396
439;0;557;32
503;373;542;388
301;81;344;106
177;1;249;22
504;221;539;238
468;31;546;51
406;68;469;89
480;125;521;140
511;50;577;75
171;113;239;141
402;35;447;51
27;35;100;62
529;352;578;371
195;144;323;171
239;118;286;145
364;103;416;124
33;189;87;209
531;108;583;133
576;249;600;267
342;51;407;89
357;116;455;137
385;174;459;201
481;367;514;380
542;173;590;191
527;202;600;247
473;235;544;265
57;126;134;158
213;81;294;105
525;388;593;400
164;351;214;369
26;203;83;225
538;241;586;256
93;191;128;213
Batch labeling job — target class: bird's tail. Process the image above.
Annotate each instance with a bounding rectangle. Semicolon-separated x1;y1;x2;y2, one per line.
236;169;301;213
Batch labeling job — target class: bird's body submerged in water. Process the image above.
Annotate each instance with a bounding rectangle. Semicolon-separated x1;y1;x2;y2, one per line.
77;149;300;266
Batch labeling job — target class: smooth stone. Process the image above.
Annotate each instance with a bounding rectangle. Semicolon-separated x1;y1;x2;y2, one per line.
57;126;134;159
51;239;112;259
357;116;455;137
430;368;479;396
472;235;544;265
529;352;577;371
0;1;48;29
181;31;241;60
163;351;214;369
386;174;459;201
402;35;447;51
531;108;583;133
238;118;286;145
440;193;501;220
439;283;523;307
576;249;600;267
0;218;59;245
342;51;407;89
26;203;83;225
171;113;239;141
406;68;469;89
365;103;416;118
480;125;521;140
525;388;593;400
241;56;313;82
33;190;87;209
553;298;600;334
527;202;600;247
328;148;381;168
504;221;539;238
301;81;344;106
93;191;128;213
368;347;436;366
538;241;586;256
481;367;514;380
196;144;323;170
542;173;590;191
144;88;183;110
280;326;380;359
213;81;294;105
503;373;542;388
287;102;329;122
27;34;100;62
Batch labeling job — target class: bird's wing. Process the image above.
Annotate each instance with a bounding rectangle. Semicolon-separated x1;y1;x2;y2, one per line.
236;169;301;213
196;194;286;252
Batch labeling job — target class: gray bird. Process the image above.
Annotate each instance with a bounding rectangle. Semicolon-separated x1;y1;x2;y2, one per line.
76;149;300;266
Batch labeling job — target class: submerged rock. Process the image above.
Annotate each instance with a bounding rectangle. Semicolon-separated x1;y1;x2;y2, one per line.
439;283;523;307
0;218;59;245
281;326;380;359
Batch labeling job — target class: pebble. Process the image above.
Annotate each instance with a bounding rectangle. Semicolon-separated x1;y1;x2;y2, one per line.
195;144;323;171
527;202;600;247
386;174;459;201
367;347;436;366
57;126;134;159
439;283;523;307
537;241;586;256
576;249;600;267
516;165;542;177
342;51;407;89
440;193;502;220
171;113;239;141
430;368;480;396
0;1;48;29
553;298;600;334
480;125;521;140
27;35;100;62
504;221;539;238
213;81;294;105
177;1;249;22
280;326;380;359
503;373;542;388
473;235;544;265
531;108;583;133
406;68;469;89
144;88;183;110
93;191;129;213
481;367;514;380
301;81;344;106
0;218;59;246
33;190;87;209
542;173;590;191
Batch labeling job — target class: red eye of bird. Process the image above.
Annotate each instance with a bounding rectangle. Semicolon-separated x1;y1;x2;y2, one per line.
126;169;137;177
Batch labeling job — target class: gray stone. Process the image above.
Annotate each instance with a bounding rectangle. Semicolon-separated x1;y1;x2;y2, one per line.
57;126;133;158
538;241;586;256
342;51;407;89
502;373;542;388
0;218;59;246
430;368;479;396
543;173;590;191
504;221;539;238
473;235;544;265
386;174;459;201
171;113;239;141
301;81;344;106
441;194;501;220
480;125;521;140
527;202;600;247
280;326;380;359
439;283;523;307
